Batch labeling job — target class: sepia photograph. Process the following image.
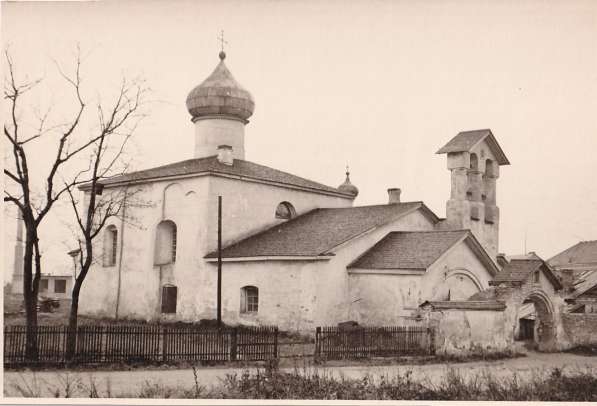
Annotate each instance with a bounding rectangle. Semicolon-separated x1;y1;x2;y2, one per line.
2;0;597;403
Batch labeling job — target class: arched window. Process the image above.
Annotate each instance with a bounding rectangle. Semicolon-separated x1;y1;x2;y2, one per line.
275;201;296;220
240;286;259;313
470;153;478;171
155;220;177;265
161;285;177;314
103;225;118;267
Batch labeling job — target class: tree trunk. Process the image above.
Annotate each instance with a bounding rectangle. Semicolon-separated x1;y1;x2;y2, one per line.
65;281;82;361
22;231;38;361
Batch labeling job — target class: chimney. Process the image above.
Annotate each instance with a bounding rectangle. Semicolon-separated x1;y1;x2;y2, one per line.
387;188;401;204
217;145;234;166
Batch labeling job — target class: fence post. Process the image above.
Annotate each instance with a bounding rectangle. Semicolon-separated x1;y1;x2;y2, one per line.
428;327;435;355
315;327;321;358
230;327;238;361
273;327;278;359
162;326;168;363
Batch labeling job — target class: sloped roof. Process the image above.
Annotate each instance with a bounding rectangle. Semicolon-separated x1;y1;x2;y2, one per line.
568;269;597;299
548;240;597;269
205;202;439;259
80;156;352;197
436;129;510;165
347;230;468;270
490;259;563;290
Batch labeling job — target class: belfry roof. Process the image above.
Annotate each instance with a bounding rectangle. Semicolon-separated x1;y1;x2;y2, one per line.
436;129;510;165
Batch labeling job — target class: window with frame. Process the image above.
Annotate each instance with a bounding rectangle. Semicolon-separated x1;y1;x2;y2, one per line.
103;225;118;267
54;279;66;294
534;270;540;283
470;153;478;171
275;202;296;220
240;286;259;313
40;279;49;293
155;220;177;265
161;285;177;314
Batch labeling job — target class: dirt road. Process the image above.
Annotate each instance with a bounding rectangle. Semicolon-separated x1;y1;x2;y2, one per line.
4;352;596;398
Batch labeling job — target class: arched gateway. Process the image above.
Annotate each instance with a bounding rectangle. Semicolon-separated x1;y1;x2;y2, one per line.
489;257;564;352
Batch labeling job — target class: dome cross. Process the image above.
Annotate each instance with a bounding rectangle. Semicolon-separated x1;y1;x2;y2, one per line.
218;30;228;59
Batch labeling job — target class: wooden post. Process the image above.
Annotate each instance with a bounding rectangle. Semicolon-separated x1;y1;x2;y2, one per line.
217;196;222;327
230;327;238;361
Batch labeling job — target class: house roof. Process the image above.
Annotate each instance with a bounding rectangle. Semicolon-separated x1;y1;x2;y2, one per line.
205;202;439;259
568;269;597;299
436;129;510;165
347;230;468;270
548;240;597;269
490;258;563;290
79;155;353;198
420;300;506;311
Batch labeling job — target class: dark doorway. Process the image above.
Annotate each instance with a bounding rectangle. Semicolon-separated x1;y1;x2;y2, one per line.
518;318;534;341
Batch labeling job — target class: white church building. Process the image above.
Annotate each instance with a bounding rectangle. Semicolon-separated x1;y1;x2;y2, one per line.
79;50;510;332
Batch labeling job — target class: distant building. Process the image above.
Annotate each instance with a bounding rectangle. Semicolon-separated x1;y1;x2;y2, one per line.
77;51;510;332
549;240;597;313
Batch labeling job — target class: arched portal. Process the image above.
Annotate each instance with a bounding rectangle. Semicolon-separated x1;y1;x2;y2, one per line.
517;290;557;351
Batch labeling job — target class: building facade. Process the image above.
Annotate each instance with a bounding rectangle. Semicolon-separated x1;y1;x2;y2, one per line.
78;51;510;332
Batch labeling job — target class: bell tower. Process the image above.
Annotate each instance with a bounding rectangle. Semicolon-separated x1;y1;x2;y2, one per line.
436;129;510;262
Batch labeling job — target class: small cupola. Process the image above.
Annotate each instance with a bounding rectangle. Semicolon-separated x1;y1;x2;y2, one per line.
338;167;359;197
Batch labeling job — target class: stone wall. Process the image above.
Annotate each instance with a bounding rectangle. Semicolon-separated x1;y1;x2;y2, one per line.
423;308;509;355
561;313;597;347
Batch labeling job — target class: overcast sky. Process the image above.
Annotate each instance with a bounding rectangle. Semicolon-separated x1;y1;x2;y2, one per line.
3;0;597;281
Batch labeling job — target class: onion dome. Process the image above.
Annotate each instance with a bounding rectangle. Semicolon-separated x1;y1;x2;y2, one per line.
186;51;255;122
338;168;359;196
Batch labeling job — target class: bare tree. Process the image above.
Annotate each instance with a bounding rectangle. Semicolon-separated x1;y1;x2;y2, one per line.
63;80;149;358
3;47;148;360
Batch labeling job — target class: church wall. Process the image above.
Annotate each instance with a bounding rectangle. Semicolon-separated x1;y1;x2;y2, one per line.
347;238;493;325
196;260;320;331
79;176;212;321
206;176;353;252
317;209;436;327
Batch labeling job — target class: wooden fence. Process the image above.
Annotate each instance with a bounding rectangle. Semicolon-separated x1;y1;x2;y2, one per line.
315;325;435;359
4;325;278;366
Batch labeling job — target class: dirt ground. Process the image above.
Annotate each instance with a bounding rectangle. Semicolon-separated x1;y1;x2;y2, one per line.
4;351;596;398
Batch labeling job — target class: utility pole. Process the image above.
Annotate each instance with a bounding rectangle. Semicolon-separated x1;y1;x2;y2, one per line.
217;196;222;327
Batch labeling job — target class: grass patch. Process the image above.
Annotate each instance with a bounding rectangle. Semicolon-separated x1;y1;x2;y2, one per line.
8;363;597;400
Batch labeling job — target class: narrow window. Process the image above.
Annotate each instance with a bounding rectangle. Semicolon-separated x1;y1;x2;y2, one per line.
534;270;540;283
54;279;66;294
240;286;259;313
155;220;177;265
275;202;296;220
161;285;177;314
40;279;48;293
103;225;118;267
485;159;495;177
470;153;478;171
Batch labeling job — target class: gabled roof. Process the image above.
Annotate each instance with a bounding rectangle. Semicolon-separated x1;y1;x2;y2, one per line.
490;258;563;290
205;202;439;259
347;230;467;270
436;129;510;165
347;230;499;275
79;156;353;198
548;240;597;269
